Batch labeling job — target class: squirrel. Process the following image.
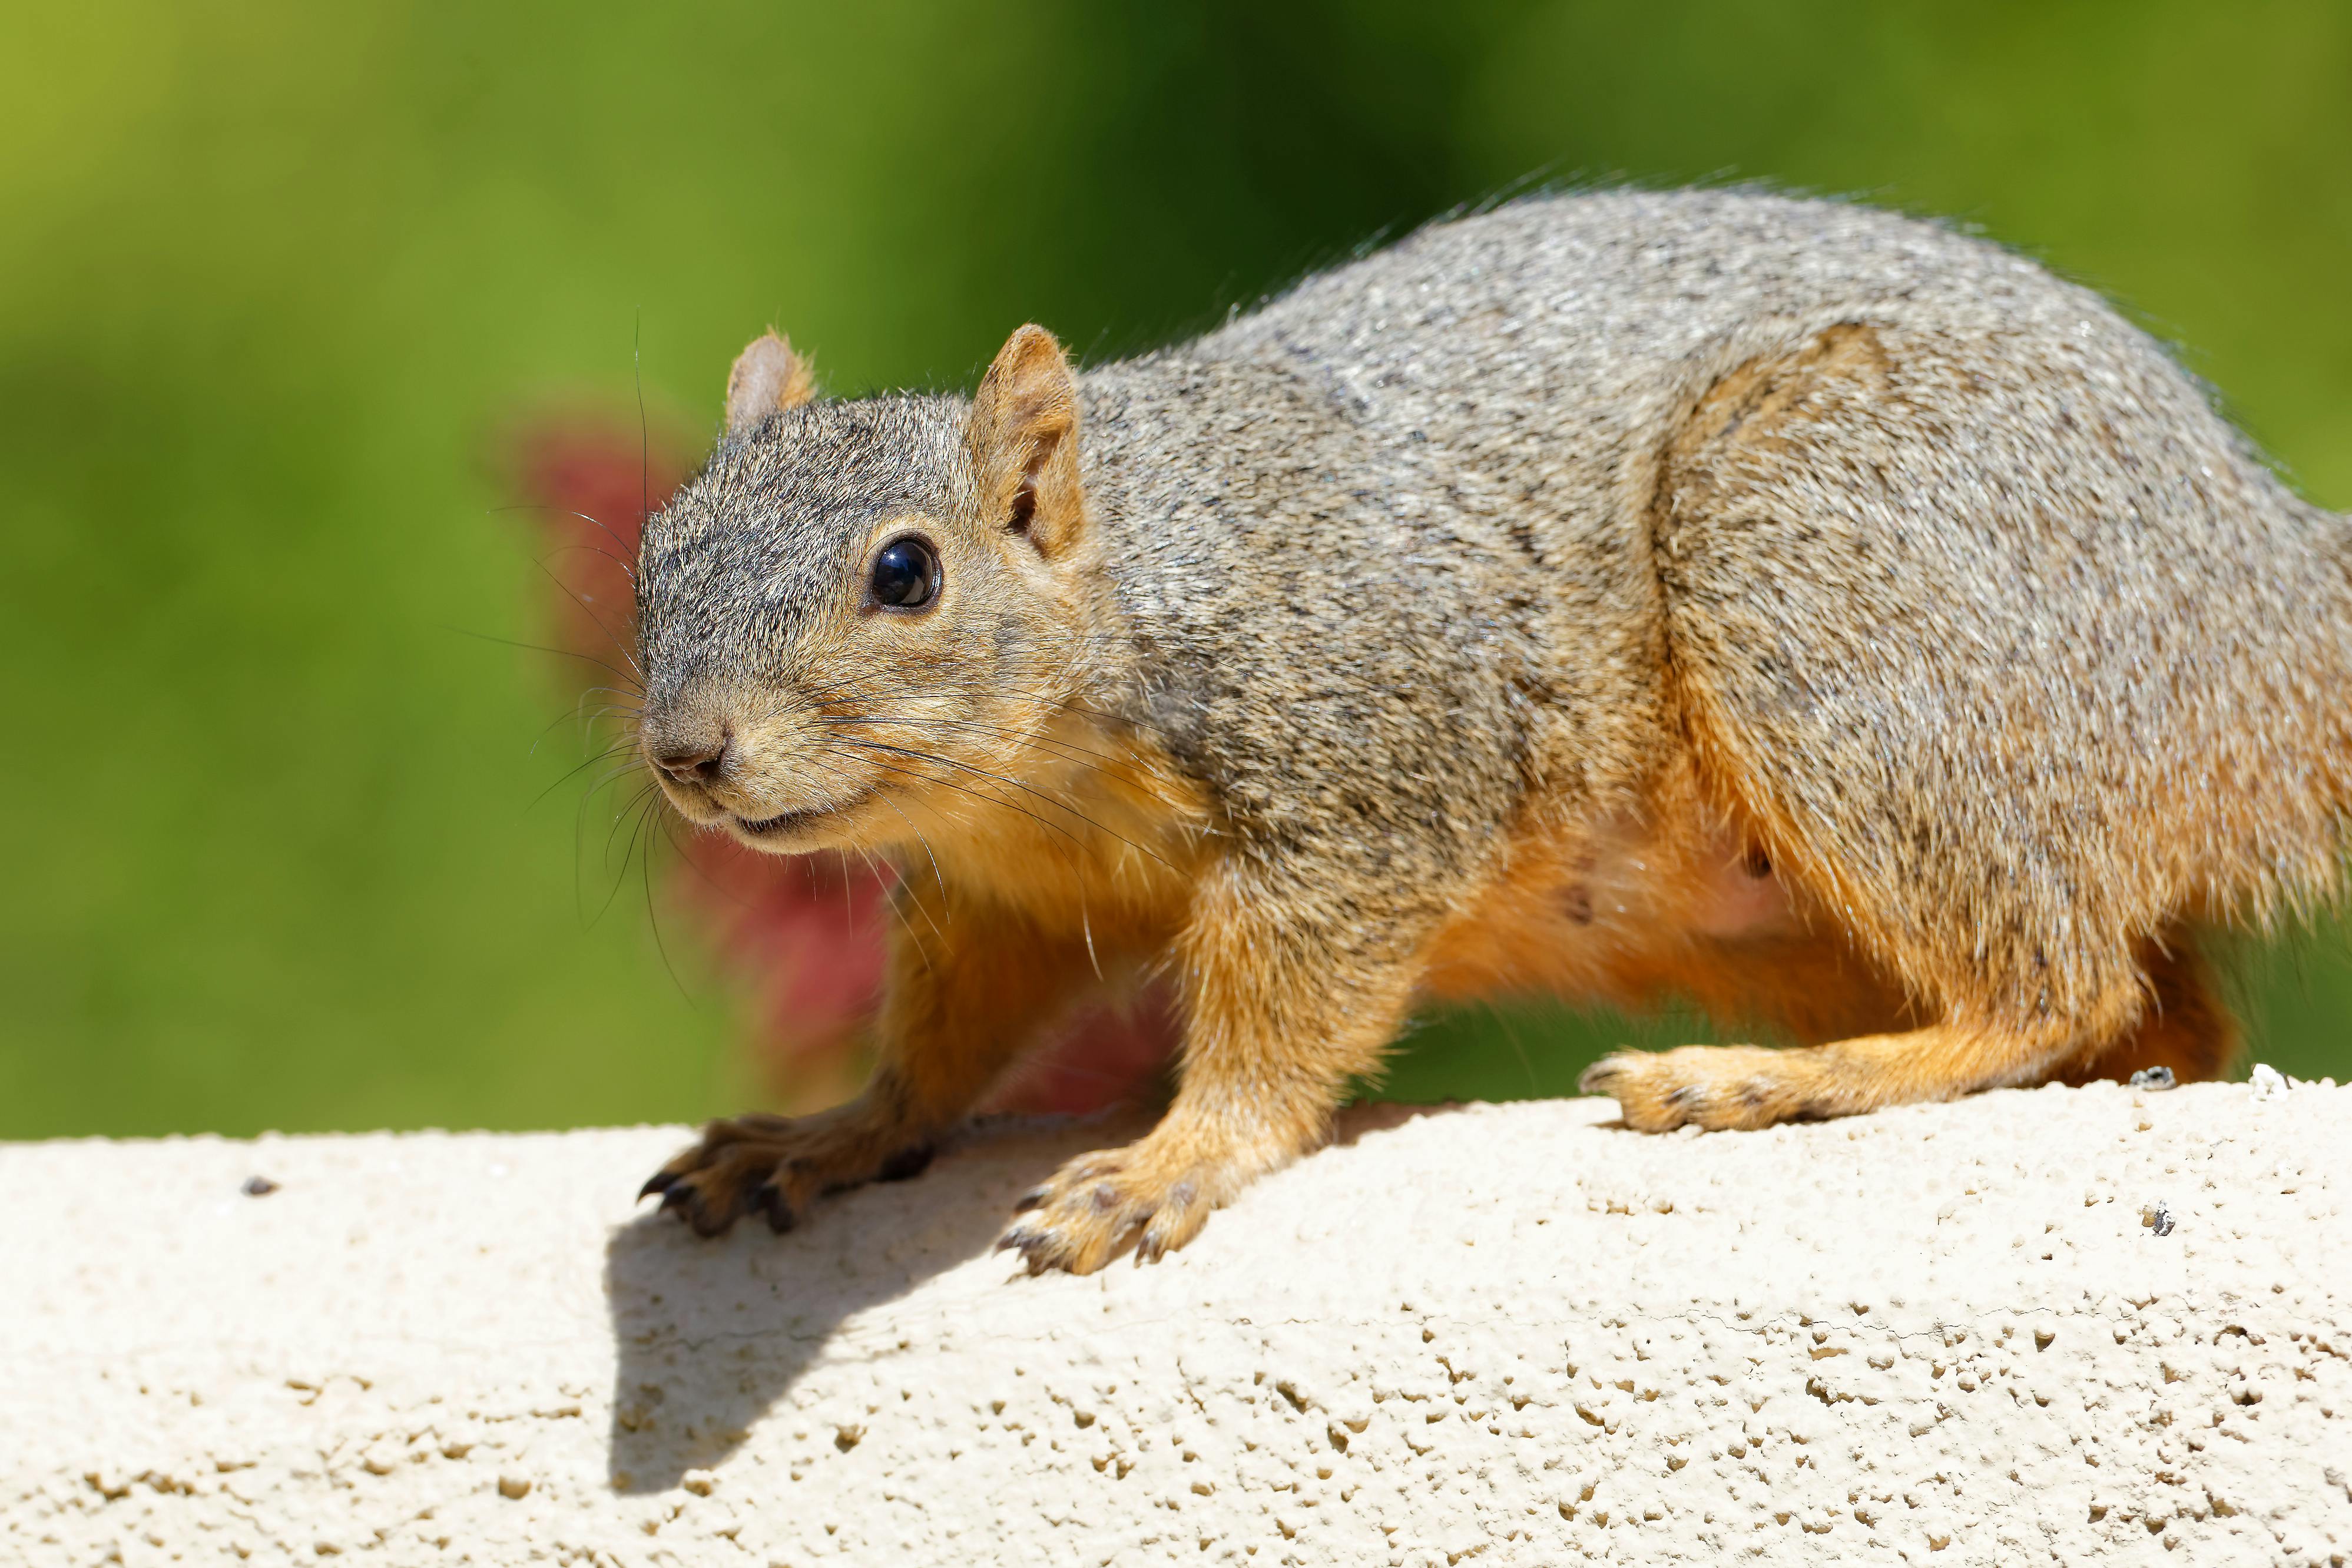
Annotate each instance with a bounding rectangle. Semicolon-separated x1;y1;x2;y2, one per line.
631;187;2346;1274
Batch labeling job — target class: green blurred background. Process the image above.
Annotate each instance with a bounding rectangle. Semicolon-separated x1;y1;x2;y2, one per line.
6;2;2350;1138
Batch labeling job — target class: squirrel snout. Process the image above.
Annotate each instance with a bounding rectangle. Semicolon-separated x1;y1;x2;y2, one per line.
648;731;732;787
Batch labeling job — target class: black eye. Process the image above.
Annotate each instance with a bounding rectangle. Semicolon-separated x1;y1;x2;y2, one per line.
869;536;939;609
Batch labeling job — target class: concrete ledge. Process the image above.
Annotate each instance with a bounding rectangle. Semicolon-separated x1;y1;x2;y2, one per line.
4;1083;2348;1566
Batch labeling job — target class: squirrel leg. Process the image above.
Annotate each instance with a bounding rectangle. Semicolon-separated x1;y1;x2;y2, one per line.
1574;914;2234;1129
645;888;1096;1237
997;874;1422;1275
2056;931;2238;1087
1579;1013;2106;1132
1631;321;2267;1129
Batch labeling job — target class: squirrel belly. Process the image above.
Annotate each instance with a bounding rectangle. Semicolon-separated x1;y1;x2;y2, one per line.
634;188;2348;1273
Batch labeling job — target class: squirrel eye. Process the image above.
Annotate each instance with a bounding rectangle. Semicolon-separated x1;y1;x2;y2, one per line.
869;535;940;610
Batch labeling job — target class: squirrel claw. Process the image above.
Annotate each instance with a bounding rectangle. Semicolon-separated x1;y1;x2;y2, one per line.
657;1180;740;1238
995;1221;1076;1277
994;1224;1051;1275
1576;1055;1629;1096
753;1180;797;1234
638;1169;680;1201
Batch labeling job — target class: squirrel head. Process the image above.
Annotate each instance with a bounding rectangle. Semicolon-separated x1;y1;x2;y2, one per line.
635;325;1100;854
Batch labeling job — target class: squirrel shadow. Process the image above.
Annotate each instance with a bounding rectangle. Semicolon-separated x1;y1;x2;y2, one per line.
601;1111;1150;1495
600;1102;1464;1493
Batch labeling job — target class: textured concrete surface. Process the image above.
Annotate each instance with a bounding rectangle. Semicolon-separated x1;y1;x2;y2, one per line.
3;1080;2348;1566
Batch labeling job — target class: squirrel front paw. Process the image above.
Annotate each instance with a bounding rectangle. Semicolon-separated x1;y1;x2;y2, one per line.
995;1136;1230;1275
640;1108;935;1237
1579;1044;1819;1132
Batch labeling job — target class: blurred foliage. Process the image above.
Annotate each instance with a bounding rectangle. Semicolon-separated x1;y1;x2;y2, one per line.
4;2;2348;1138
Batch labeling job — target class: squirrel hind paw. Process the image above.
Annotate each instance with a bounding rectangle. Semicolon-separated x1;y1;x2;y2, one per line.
1580;1045;1813;1132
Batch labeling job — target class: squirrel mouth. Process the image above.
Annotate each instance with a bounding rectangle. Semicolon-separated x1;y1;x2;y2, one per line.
733;794;869;840
734;808;827;837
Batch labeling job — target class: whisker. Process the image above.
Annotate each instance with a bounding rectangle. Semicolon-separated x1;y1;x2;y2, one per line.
585;780;661;928
854;845;940;969
779;678;1161;794
528;741;642;811
635;309;651;535
446;624;643;690
602;778;660;859
824;746;1095;856
486;502;645;568
876;792;950;912
650;808;733;901
638;794;693;1005
527;702;644;762
538;541;641;583
582;755;654;795
531;695;643;749
530;556;644;682
813;745;1118;950
813;714;1184;804
830;738;1175;869
783;671;1178;742
572;748;656;921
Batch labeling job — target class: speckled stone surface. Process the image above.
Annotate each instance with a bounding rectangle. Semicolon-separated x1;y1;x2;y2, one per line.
4;1081;2347;1566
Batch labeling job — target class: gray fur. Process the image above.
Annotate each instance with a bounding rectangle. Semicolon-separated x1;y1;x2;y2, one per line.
640;396;966;699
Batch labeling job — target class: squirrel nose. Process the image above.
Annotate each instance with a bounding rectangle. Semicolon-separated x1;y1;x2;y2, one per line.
650;732;731;785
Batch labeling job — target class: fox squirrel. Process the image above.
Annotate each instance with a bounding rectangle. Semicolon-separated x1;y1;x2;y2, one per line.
632;188;2342;1274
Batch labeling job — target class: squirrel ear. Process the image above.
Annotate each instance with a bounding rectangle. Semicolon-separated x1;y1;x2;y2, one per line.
724;331;816;435
969;324;1085;559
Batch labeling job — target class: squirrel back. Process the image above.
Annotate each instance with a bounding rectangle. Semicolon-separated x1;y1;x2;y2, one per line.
1077;188;2352;1020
